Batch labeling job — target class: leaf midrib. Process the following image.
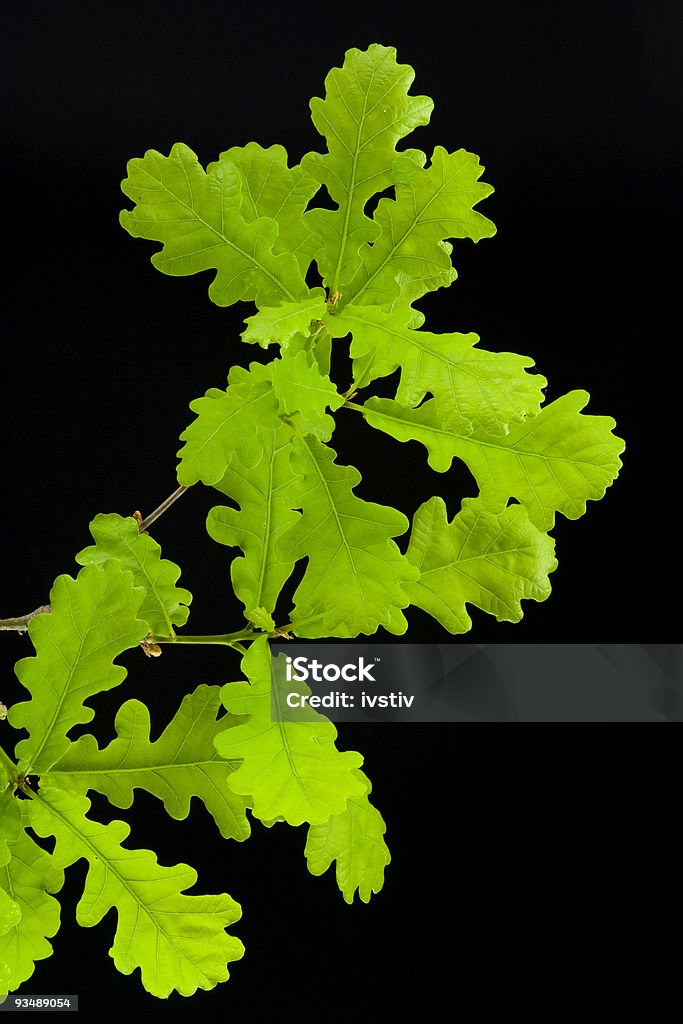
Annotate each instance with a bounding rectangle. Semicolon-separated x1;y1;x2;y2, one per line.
34;791;212;983
141;155;298;302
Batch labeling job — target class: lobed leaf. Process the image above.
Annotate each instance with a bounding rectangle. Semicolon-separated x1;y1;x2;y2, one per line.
271;346;344;440
76;513;191;636
281;434;418;638
215;639;366;826
332;305;545;434
207;425;300;621
0;820;63;995
9;564;148;775
405;496;557;632
29;788;244;998
302;43;433;294
120;143;308;307
45;686;250;842
0;774;23;966
359;391;624;529
304;770;390;904
177;362;281;486
347;146;496;309
242;297;327;348
0;884;20;939
208;142;323;276
0;770;21;870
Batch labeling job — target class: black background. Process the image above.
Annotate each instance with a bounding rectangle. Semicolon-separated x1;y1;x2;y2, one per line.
2;1;680;1017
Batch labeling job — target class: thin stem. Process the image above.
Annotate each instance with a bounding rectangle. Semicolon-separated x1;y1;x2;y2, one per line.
153;628;256;647
0;605;51;632
151;622;299;648
138;485;188;532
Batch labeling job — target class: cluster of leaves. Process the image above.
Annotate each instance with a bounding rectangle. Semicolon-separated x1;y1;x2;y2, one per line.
0;527;388;998
1;43;623;1000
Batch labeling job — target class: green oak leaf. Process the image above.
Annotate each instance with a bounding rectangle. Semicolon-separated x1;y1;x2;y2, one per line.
405;496;557;632
0;772;21;870
75;513;192;637
331;305;545;434
0;885;20;938
8;564;147;776
45;685;250;842
359;391;624;529
177;362;281;486
305;770;390;904
348;146;496;309
120;143;308;307
302;43;433;295
29;788;244;999
466;391;625;528
242;297;328;348
281;434;418;638
215;639;366;827
358;396;475;471
248;607;276;632
271;346;344;439
207;425;301;620
208;142;323;276
0;822;63;995
0;779;23;946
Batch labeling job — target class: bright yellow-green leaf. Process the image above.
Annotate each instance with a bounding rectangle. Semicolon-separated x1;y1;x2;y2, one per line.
302;43;433;294
216;640;366;826
207;425;300;620
177;362;281;486
242;297;328;348
348;146;495;309
9;564;147;776
331;304;545;434
281;434;418;638
0;821;63;996
29;788;244;998
305;770;390;904
359;391;624;529
46;686;250;842
271;347;344;439
120;143;308;307
208;143;323;276
76;513;191;636
405;496;557;632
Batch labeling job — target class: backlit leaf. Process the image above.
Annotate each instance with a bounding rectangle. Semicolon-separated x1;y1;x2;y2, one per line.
120;143;308;307
348;146;496;309
0;820;63;994
405;496;557;632
305;770;390;904
29;788;244;998
75;513;191;636
359;391;624;529
271;347;344;440
331;304;545;434
207;426;300;620
281;434;418;638
216;640;366;826
302;43;433;294
177;362;281;486
46;686;250;842
209;143;323;276
8;564;147;775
